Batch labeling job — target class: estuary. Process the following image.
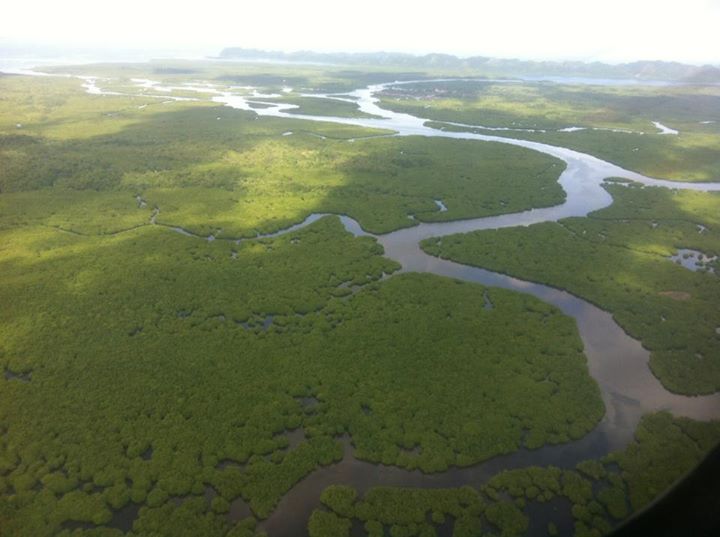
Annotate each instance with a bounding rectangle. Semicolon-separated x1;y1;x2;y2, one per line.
66;73;720;535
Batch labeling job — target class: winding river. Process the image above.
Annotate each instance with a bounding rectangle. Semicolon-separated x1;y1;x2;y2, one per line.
76;75;720;535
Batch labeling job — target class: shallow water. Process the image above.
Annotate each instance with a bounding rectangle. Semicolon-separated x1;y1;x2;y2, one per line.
670;248;717;273
433;199;448;212
517;75;683;87
652;121;679;135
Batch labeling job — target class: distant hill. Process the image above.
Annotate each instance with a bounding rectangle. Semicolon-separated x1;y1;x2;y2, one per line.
218;48;720;83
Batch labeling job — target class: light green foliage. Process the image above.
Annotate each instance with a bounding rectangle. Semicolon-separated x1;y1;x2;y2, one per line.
597;483;627;520
0;189;155;235
522;127;720;182
485;501;528;537
269;95;380;118
314;486;490;536
0;73;387;193
0;74;565;236
0;208;603;533
382;79;720;181
354;486;482;525
133;497;227;537
609;412;720;511
576;460;606;481
139;135;563;237
226;517;266;537
240;437;343;517
423;183;720;394
0;66;586;535
384;80;720;132
365;519;384;537
489;466;563;502
4;61;718;536
561;471;593;505
56;530;124;537
333;278;603;473
211;496;230;514
314;414;719;537
43;60;438;95
307;510;352;537
320;485;357;518
55;491;113;525
310;484;521;537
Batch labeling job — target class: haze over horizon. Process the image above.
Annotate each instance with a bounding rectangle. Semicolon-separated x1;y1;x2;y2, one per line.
2;0;719;66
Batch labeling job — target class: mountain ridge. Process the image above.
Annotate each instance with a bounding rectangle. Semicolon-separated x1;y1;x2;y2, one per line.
218;47;720;82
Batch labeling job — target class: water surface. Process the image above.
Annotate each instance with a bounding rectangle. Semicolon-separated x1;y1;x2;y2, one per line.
63;73;720;535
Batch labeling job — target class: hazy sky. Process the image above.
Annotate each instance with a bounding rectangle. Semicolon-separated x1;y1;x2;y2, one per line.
3;0;719;64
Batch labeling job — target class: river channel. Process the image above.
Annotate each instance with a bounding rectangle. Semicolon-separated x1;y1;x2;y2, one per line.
76;74;720;536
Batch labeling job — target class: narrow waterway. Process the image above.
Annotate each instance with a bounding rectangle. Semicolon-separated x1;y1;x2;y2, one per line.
77;75;720;535
211;78;720;427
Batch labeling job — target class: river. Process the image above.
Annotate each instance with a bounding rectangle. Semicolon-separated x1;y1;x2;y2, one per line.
55;73;720;535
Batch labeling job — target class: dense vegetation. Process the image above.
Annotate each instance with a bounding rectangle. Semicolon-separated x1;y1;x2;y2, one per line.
423;182;720;394
0;206;603;535
2;62;719;537
381;80;720;181
39;60;437;96
0;75;565;236
308;412;720;537
268;95;380;119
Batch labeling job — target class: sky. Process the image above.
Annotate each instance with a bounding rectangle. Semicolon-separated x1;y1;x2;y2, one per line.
2;0;719;65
